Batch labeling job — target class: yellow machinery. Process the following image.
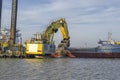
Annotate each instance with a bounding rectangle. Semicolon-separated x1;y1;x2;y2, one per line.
115;41;120;45
25;33;55;55
25;18;73;57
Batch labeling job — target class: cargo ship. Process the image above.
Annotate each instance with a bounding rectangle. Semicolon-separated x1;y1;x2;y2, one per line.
70;32;120;58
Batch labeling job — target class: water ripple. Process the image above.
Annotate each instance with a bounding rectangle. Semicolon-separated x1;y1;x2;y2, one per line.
0;58;120;80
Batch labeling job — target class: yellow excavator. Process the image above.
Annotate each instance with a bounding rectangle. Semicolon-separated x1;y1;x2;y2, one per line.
25;18;75;58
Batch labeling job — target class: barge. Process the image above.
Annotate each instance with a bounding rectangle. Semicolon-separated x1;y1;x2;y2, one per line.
70;32;120;58
70;51;120;58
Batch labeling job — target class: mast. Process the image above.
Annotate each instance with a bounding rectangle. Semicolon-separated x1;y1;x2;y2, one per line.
108;32;115;44
0;0;2;32
10;0;18;44
108;32;112;41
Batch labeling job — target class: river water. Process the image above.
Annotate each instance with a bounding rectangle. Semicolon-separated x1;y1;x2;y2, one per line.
0;58;120;80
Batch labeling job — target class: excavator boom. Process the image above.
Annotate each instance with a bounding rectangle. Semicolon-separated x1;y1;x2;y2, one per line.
42;18;70;44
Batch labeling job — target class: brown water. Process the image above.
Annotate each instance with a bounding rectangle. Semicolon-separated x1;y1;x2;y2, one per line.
0;58;120;80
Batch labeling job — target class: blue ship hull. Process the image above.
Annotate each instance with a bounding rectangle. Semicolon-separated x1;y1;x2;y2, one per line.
97;44;120;53
69;45;120;58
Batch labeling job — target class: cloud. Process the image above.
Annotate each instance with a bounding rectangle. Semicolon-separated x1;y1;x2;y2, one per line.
1;0;120;47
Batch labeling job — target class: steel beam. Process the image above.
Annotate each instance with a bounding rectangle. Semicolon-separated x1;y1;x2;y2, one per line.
0;0;2;31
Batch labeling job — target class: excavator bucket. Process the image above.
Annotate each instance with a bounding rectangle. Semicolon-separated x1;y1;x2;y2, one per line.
51;50;75;58
51;53;63;58
65;50;76;58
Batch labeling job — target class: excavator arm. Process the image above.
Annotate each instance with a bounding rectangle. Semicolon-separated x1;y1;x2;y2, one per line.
42;18;69;44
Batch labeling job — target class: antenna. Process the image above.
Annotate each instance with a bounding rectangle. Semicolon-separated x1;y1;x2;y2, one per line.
108;32;112;41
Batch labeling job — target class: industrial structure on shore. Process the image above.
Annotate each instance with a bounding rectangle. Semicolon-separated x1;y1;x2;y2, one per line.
0;0;24;58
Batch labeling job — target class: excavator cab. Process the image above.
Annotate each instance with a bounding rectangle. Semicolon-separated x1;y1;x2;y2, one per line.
25;32;55;56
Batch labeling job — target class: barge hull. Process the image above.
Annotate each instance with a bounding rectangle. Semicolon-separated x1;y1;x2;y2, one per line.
71;52;120;58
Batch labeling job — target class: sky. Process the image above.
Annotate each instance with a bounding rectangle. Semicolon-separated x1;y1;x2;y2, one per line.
1;0;120;48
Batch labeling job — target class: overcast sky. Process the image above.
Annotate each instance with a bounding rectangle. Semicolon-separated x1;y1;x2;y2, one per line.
1;0;120;47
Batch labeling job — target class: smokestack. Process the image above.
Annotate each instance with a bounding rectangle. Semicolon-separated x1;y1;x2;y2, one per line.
0;0;2;31
10;0;18;44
